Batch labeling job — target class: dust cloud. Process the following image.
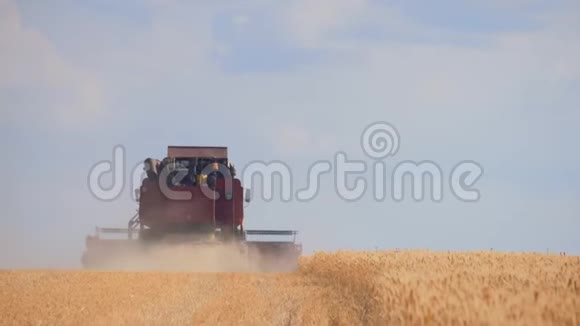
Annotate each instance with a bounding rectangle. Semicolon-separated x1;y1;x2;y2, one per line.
83;242;297;273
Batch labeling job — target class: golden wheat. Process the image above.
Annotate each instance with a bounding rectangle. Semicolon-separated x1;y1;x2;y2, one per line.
1;251;579;325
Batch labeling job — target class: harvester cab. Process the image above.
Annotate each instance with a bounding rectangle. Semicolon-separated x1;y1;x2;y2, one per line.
82;146;302;272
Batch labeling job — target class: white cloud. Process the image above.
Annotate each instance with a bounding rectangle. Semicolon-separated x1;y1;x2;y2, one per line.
232;14;250;26
272;125;337;156
0;0;106;127
283;0;370;48
279;3;575;168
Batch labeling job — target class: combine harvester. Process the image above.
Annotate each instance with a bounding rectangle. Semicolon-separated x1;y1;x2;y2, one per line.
82;146;301;272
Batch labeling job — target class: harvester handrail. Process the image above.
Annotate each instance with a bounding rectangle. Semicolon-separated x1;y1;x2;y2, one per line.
245;229;299;243
97;227;132;234
245;230;298;235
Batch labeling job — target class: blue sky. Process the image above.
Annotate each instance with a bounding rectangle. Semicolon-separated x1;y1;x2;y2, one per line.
1;0;579;268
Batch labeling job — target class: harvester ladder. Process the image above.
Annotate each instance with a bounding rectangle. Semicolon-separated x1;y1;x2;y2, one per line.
127;211;141;240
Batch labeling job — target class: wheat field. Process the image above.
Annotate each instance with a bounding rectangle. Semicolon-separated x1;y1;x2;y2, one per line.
1;251;579;325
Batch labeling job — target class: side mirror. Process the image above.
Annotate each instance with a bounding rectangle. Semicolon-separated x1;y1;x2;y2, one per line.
134;189;140;202
244;188;252;203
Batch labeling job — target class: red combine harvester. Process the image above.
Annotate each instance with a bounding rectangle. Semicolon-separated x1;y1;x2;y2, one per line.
82;146;301;272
